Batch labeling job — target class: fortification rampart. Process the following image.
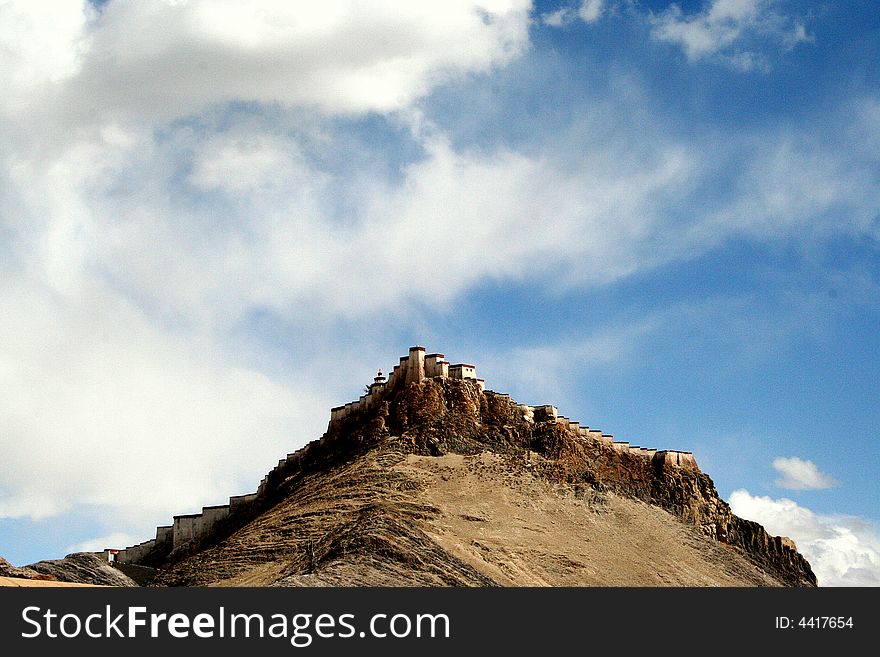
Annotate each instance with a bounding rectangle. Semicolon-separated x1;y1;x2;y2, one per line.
108;346;697;564
483;392;698;471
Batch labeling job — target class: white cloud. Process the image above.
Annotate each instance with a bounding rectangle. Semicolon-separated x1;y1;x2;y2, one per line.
730;490;880;586
579;0;605;24
649;0;810;69
542;8;573;27
1;0;531;125
698;129;879;242
541;1;604;27
0;275;331;523
17;120;695;327
188;130;323;195
0;0;93;95
773;457;837;490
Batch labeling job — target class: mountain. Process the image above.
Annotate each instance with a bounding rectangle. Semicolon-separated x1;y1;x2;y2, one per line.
110;347;817;587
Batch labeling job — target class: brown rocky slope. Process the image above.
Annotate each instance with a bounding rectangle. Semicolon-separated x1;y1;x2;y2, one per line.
150;375;816;587
1;553;136;586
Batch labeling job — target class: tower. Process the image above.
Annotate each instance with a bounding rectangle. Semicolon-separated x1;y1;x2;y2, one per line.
405;345;426;385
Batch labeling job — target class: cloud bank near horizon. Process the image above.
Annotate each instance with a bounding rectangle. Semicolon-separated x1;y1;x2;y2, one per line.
730;489;880;586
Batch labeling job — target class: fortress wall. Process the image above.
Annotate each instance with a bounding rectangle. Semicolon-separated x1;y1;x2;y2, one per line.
655;450;699;470
199;505;230;536
230;493;258;513
612;441;630;452
532;405;558;422
585;429;613;444
163;505;233;553
155;525;173;547
114;525;172;564
131;540;155;562
389;362;403;387
173;514;199;549
117;539;156;564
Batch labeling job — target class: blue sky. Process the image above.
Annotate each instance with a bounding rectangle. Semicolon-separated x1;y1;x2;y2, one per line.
1;1;878;586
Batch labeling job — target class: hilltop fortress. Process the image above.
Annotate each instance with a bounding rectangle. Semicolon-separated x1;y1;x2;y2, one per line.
107;346;698;566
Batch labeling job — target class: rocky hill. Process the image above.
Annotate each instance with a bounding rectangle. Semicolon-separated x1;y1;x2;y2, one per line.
114;347;816;587
1;553;136;586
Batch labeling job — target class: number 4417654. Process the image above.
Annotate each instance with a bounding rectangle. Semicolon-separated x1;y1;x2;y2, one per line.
775;616;853;629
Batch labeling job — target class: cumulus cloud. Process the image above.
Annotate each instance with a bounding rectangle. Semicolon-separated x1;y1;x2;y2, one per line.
650;0;810;70
0;0;535;545
1;0;531;124
541;1;604;27
773;457;837;490
730;490;880;586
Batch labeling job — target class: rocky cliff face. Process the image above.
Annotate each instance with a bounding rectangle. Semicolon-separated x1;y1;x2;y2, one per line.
316;377;816;587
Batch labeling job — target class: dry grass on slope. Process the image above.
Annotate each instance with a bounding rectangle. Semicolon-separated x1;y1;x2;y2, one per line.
153;445;784;587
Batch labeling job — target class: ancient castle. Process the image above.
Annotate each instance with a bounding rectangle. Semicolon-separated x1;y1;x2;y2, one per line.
106;346;696;564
